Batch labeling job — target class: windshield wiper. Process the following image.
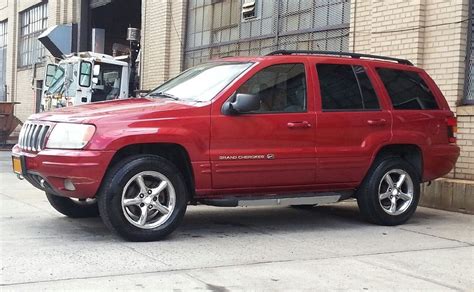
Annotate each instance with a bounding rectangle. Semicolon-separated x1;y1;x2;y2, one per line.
148;91;180;100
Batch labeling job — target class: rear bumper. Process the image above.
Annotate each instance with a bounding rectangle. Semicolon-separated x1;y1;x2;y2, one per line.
422;144;460;182
12;145;115;199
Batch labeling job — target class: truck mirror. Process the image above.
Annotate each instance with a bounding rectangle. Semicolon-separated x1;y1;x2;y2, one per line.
45;64;58;87
93;64;101;77
92;77;99;84
79;61;92;87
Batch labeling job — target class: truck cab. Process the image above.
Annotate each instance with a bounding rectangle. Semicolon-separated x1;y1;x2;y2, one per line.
42;52;129;111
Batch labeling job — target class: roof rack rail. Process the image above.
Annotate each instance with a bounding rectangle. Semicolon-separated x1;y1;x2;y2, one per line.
266;50;413;66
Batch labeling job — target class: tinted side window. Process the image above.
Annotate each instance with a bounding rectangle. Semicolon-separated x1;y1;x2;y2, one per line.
237;63;306;113
354;66;380;109
317;64;380;111
377;68;439;110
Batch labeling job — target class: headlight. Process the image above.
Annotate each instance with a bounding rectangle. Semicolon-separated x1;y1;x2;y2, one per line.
46;123;96;149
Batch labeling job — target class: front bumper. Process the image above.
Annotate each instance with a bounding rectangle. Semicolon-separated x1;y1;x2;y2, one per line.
12;145;115;199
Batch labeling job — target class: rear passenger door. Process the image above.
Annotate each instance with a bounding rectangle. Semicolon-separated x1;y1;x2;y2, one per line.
313;62;392;185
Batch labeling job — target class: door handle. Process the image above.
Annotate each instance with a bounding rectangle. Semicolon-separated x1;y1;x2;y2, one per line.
367;119;387;126
287;121;312;129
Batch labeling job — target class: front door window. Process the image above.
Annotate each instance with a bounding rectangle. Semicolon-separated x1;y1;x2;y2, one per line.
236;63;307;113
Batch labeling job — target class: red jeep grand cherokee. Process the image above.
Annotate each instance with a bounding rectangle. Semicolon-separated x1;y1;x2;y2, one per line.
12;51;460;241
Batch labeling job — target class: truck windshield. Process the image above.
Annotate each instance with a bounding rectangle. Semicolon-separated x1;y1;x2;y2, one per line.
47;62;78;96
148;62;253;102
46;65;66;94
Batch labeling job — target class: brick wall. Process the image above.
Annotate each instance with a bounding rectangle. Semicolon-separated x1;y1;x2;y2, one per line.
350;0;473;182
140;0;186;90
457;106;474;180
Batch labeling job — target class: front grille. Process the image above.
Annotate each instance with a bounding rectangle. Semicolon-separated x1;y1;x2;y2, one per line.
18;122;51;152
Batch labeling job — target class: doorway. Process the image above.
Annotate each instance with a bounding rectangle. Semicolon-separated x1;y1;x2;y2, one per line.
89;0;141;55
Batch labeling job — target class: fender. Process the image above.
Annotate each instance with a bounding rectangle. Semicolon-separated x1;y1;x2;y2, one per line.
86;116;211;162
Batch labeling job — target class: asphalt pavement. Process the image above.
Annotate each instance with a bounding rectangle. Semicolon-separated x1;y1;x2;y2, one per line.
0;151;473;291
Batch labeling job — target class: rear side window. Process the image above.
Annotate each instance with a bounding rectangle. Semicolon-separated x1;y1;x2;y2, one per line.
376;68;439;110
317;64;380;111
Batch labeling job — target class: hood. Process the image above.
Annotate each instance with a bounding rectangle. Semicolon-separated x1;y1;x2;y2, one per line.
29;98;205;124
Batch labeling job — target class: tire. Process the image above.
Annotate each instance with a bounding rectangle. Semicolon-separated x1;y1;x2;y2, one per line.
46;193;99;218
356;158;420;226
98;154;188;241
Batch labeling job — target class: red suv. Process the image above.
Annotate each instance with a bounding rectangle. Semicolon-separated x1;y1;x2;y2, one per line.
12;51;460;241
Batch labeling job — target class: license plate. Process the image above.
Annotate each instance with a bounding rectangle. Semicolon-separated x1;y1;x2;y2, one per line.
12;156;23;175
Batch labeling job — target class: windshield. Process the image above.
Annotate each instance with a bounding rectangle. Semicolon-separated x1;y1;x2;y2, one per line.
148;62;253;102
46;62;79;95
46;65;66;94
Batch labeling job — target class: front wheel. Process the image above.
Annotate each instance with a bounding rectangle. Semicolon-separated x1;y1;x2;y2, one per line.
98;155;188;241
357;158;420;226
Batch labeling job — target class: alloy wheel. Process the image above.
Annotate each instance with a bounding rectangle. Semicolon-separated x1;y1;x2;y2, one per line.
378;169;414;216
121;171;176;229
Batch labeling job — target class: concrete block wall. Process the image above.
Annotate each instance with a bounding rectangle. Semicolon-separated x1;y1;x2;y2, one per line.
140;0;186;90
421;178;474;214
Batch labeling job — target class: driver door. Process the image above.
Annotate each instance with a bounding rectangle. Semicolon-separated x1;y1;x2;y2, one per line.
210;62;317;190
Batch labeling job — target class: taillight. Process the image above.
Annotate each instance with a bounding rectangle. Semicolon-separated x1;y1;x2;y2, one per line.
446;116;457;144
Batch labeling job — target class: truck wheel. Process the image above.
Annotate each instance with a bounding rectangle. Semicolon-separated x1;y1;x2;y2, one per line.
98;155;188;241
357;158;420;226
46;193;99;218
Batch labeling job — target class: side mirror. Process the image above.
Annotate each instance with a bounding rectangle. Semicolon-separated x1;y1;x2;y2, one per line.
223;93;260;114
93;64;101;76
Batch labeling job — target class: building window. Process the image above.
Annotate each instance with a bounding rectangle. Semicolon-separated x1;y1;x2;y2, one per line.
185;0;350;68
18;3;48;67
242;0;258;20
464;1;473;103
0;20;7;101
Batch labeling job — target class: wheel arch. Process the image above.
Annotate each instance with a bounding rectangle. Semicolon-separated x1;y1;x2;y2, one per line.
107;143;195;198
368;144;423;180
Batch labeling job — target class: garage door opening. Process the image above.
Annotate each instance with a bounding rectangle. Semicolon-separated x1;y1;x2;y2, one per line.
89;0;141;55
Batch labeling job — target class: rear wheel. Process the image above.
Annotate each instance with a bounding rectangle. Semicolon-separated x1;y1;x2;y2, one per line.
357;158;420;225
46;193;99;218
98;155;188;241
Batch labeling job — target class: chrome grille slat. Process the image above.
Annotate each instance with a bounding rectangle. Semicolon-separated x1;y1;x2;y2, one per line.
30;125;37;151
39;126;50;151
29;124;36;151
18;125;25;148
36;125;44;151
18;122;50;152
25;124;32;151
20;124;26;148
